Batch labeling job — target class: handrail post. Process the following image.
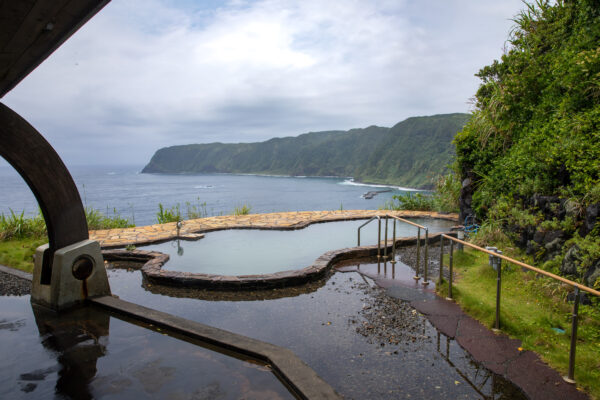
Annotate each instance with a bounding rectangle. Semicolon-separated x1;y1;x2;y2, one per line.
447;240;454;300
391;218;397;264
384;216;388;260
357;226;361;246
414;227;421;281
422;228;429;285
564;287;580;384
439;236;444;286
494;252;502;331
377;217;381;259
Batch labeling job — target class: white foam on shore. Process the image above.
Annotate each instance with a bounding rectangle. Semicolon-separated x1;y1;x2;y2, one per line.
339;178;420;192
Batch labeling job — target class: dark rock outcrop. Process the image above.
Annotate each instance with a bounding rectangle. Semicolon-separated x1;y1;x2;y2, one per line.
561;245;581;276
580;203;600;237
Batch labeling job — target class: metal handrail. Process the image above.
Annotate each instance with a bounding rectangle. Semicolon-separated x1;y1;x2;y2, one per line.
388;215;429;285
388;215;427;230
439;233;600;384
357;215;382;258
355;214;430;284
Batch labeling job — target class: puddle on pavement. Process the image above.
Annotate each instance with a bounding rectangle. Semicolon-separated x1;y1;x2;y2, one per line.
102;258;527;400
0;296;294;399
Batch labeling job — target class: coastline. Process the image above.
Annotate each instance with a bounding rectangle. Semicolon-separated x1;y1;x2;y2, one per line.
139;170;428;191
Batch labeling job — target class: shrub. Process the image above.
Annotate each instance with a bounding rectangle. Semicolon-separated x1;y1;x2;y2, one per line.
157;203;182;224
232;204;252;216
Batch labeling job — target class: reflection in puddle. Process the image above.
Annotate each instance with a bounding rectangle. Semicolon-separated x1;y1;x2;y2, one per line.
0;297;294;399
103;263;527;399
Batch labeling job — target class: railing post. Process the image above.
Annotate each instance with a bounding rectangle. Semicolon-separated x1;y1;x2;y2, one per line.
357;226;360;246
384;216;388;260
564;287;580;384
414;228;421;281
439;236;444;286
423;228;429;285
494;251;502;331
377;218;381;259
391;218;397;264
447;240;454;300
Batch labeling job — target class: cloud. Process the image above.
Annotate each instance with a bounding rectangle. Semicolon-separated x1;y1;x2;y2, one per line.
2;0;523;166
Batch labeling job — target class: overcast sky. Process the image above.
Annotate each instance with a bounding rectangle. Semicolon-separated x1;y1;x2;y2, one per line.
2;0;524;167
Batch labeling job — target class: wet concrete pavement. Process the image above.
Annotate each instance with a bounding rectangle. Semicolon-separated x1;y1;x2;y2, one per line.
341;247;590;400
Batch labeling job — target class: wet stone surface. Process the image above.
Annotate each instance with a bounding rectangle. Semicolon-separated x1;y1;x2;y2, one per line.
104;263;527;399
0;295;294;400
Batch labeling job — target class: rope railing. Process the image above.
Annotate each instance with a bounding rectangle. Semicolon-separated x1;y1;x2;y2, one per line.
439;233;600;384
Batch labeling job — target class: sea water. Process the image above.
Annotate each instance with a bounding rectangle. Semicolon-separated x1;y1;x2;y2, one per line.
0;164;422;226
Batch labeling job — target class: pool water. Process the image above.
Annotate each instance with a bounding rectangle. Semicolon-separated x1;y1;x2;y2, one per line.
0;296;293;399
139;218;455;276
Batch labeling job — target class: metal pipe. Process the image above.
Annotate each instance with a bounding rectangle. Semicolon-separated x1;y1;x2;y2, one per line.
439;236;444;286
391;218;397;264
423;228;429;285
389;215;427;230
494;254;502;330
357;215;380;247
565;287;580;383
384;216;388;260
414;228;421;280
377;218;381;259
447;240;454;300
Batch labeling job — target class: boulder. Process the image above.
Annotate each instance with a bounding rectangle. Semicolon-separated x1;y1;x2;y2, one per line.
566;291;592;306
531;194;565;220
583;258;600;288
459;175;475;223
579;203;600;237
561;245;581;276
544;237;565;261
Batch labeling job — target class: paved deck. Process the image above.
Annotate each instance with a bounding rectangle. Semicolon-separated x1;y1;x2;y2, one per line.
90;210;457;248
386;283;590;400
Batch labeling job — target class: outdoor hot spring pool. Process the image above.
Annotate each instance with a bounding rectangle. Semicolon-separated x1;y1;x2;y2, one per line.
137;218;455;276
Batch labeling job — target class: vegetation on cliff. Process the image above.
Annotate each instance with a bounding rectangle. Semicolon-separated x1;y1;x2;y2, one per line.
142;113;469;189
455;0;600;288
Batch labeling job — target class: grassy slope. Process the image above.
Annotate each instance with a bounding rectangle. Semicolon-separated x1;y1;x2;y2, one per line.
437;248;600;399
0;238;45;273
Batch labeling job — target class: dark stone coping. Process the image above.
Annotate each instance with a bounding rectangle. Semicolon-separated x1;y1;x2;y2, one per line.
102;232;452;290
90;295;341;399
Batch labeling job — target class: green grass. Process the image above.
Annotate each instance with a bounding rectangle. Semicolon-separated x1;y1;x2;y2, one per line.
0;237;46;273
232;204;251;216
437;248;600;399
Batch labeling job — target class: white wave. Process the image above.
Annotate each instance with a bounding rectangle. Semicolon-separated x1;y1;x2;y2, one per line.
338;178;420;191
107;172;117;175
194;185;215;189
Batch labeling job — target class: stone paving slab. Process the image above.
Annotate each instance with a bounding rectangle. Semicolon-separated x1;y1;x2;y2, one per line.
90;210;458;248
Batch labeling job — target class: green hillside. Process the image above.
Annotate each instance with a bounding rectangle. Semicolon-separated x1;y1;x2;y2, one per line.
455;0;600;283
142;113;469;188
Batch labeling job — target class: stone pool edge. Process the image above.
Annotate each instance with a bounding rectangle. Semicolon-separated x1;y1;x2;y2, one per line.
91;210;458;249
102;233;451;290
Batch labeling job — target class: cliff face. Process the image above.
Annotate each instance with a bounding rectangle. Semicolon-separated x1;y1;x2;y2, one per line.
142;113;469;189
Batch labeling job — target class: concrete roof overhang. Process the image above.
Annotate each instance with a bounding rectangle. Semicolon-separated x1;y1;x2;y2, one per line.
0;0;110;98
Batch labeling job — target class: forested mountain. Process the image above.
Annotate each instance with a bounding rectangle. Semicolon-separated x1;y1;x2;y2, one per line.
142;113;469;188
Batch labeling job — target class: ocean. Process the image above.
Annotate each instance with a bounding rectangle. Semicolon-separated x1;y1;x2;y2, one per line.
0;164;419;226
